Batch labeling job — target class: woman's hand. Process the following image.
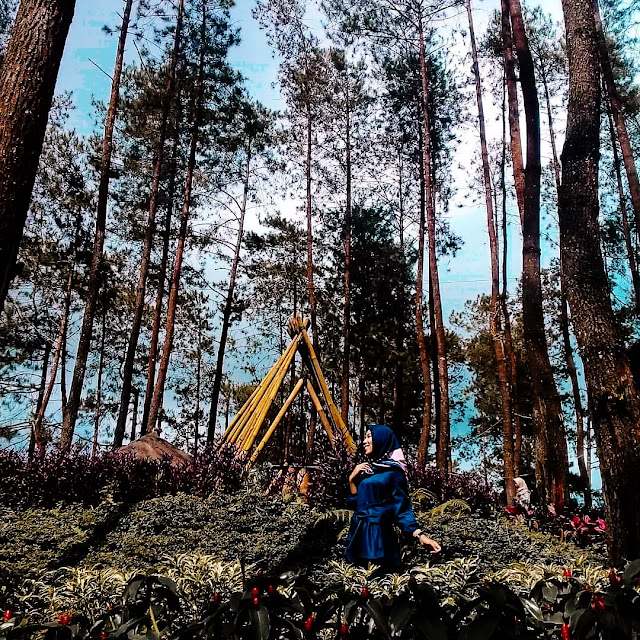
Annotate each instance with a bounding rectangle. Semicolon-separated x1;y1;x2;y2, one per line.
417;534;441;554
348;463;371;495
349;462;371;482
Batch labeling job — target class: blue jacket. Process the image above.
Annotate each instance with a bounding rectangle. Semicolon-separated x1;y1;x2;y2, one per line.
345;465;418;568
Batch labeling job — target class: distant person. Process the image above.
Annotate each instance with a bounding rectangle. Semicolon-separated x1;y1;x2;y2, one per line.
514;477;531;510
345;424;441;572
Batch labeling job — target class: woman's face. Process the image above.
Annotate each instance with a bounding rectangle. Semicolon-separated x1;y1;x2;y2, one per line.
364;430;373;457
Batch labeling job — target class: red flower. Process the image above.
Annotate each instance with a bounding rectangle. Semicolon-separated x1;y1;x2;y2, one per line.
340;622;349;636
609;568;622;590
563;568;572;578
213;592;221;604
58;613;72;625
571;516;581;527
251;586;260;598
361;587;370;598
304;614;315;630
252;596;259;606
409;576;417;587
267;585;276;595
100;632;108;640
561;623;572;640
3;610;12;622
591;595;605;612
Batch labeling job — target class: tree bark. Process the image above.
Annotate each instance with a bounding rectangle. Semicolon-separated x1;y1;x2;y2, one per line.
606;102;640;308
418;17;450;470
593;0;640;234
28;341;51;461
60;0;132;451
114;0;184;448
501;0;525;228
416;121;432;467
194;301;202;456
341;95;352;428
147;0;207;434
92;305;106;459
560;256;591;508
392;148;405;437
0;0;76;312
466;0;515;503
207;145;252;443
560;0;640;565
141;127;180;435
508;0;569;509
33;268;73;453
541;59;592;508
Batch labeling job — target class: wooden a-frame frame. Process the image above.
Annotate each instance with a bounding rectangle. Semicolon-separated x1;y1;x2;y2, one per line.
221;314;355;469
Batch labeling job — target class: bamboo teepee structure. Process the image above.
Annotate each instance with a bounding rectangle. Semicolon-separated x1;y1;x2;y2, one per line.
221;314;355;469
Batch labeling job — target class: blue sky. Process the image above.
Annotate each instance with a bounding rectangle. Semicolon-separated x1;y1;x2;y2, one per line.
56;0;281;133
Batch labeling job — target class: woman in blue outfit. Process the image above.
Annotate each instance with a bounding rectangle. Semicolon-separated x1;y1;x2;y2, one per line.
345;424;441;571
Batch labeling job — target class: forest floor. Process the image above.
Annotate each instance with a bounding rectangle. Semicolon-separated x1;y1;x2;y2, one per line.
0;489;610;622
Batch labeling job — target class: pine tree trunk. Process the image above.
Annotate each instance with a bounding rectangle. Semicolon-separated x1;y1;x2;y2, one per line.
33;268;73;452
593;0;640;233
114;0;184;448
60;313;68;418
92;305;106;458
141;129;180;435
560;257;591;508
358;357;366;441
466;0;515;503
509;0;569;509
500;73;523;475
33;210;82;453
130;387;138;441
341;98;352;428
606;104;640;307
416;123;433;467
147;0;207;434
0;0;76;312
418;17;449;470
194;305;202;456
207;145;252;443
560;0;640;565
501;0;525;227
305;103;319;353
392;150;405;437
304;96;319;459
60;0;132;451
542;63;592;508
28;341;51;461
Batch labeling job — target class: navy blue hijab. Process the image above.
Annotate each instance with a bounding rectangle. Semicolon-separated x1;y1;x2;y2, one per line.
368;424;400;461
365;424;405;474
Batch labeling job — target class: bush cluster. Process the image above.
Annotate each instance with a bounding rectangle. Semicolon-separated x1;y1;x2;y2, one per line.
1;491;317;581
303;441;495;514
407;463;496;514
0;445;243;509
505;504;607;552
2;560;640;639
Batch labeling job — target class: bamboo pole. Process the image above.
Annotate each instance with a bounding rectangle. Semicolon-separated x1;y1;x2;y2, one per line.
306;378;335;444
226;332;302;444
226;343;294;443
238;343;297;452
300;329;355;451
246;376;305;468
